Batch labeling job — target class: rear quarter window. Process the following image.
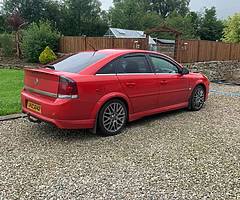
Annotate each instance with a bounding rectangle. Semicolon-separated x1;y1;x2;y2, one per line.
53;52;107;73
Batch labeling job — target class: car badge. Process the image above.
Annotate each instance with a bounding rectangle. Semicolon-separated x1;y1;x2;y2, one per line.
34;78;39;86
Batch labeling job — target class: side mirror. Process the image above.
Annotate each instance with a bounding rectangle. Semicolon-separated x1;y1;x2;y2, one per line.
181;67;190;75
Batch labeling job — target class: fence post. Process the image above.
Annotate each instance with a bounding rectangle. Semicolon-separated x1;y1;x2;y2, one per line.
84;36;87;51
197;40;200;62
112;37;115;49
229;43;232;60
174;35;180;62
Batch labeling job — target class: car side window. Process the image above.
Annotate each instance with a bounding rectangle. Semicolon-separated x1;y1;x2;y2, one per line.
149;56;179;74
97;60;117;74
116;55;152;74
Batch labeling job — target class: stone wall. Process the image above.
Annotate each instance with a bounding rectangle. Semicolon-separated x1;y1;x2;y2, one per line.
185;61;240;84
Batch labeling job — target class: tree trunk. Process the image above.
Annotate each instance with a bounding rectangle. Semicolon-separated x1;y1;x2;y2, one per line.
15;31;21;58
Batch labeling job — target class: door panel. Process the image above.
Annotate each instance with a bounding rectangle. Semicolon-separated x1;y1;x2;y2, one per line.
148;54;190;108
117;74;159;113
116;54;159;113
157;74;189;107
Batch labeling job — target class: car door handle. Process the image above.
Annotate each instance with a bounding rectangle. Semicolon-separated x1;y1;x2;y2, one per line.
160;80;168;85
126;83;136;87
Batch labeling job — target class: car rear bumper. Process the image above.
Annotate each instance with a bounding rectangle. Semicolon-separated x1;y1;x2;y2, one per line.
21;90;95;129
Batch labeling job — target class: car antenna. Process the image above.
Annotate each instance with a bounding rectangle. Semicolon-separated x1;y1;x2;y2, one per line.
87;41;97;53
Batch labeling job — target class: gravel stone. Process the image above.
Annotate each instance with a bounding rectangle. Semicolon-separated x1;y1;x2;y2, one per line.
0;83;239;199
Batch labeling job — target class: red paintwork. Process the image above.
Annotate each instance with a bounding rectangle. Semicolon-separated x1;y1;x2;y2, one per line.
21;49;210;129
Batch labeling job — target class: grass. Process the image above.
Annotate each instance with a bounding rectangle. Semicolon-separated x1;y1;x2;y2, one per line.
0;69;24;116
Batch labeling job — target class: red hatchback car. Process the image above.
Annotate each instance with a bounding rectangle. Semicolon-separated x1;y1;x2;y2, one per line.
21;49;209;136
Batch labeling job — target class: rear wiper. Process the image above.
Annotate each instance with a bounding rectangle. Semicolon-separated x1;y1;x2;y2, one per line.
43;65;55;70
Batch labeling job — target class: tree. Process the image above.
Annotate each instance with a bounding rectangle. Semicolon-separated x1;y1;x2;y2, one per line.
165;11;197;39
0;4;7;33
198;7;224;41
3;0;48;22
21;20;60;62
222;13;240;43
109;0;163;30
148;0;190;18
189;11;201;38
109;0;144;30
6;12;26;57
60;0;108;36
0;14;7;33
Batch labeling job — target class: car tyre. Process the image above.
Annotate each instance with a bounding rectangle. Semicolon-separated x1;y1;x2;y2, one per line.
189;85;205;111
97;99;127;136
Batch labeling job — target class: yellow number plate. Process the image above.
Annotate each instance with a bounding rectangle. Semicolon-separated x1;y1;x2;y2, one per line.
27;101;41;113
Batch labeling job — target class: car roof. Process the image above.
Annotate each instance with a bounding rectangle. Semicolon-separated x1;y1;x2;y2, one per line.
96;49;175;61
78;49;180;75
96;49;159;55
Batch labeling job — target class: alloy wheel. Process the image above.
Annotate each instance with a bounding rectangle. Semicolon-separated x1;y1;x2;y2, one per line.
102;102;126;133
193;87;205;110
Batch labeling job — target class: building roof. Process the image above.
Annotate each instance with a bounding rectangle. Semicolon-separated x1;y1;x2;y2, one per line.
105;28;145;38
153;38;175;44
104;28;156;45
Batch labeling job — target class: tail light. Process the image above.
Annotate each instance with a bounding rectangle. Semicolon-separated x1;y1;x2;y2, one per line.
58;76;79;99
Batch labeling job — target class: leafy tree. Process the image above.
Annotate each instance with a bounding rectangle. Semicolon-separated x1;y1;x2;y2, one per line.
109;0;163;30
0;33;14;56
222;13;240;43
198;7;224;41
148;0;190;18
165;11;197;39
6;12;26;57
61;0;108;36
189;11;201;38
21;21;60;62
3;0;48;22
0;14;7;33
142;12;164;30
109;0;145;30
3;0;108;36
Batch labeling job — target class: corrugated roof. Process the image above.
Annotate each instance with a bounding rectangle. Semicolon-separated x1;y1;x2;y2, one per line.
154;38;175;44
109;28;146;38
105;28;156;45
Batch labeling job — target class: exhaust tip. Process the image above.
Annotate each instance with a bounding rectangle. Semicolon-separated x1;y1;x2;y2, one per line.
27;115;42;124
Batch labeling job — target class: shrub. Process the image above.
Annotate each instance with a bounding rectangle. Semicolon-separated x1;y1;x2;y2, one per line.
39;46;57;64
0;33;14;57
21;21;60;63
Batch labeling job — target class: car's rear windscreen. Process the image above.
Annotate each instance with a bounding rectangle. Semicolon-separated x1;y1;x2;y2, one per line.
53;52;108;73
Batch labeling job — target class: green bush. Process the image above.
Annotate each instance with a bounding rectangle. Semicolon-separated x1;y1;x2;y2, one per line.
0;33;14;57
21;21;60;63
39;46;57;64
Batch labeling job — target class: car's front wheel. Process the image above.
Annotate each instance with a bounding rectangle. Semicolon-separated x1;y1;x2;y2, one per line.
189;85;206;111
97;99;127;136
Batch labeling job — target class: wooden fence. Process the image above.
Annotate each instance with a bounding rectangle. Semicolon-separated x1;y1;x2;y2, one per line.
59;36;148;53
58;37;240;63
177;40;240;63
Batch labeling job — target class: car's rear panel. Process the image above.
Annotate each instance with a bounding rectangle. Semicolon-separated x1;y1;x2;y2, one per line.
22;68;96;129
24;68;60;96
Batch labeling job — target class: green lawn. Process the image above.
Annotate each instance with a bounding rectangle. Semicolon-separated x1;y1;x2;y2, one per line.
0;69;24;116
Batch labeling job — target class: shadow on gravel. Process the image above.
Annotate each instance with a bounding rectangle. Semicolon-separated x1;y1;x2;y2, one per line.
127;108;187;128
29;105;206;141
32;122;99;142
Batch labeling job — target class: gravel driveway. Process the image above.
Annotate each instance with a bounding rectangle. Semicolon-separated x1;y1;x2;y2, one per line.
0;83;239;199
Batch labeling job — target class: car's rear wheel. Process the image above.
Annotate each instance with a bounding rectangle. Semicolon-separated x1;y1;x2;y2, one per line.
189;85;205;111
97;99;127;136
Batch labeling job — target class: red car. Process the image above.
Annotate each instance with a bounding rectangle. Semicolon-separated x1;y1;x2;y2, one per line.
21;49;209;136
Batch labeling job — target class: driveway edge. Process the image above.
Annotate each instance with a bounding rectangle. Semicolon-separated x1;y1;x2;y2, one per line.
0;113;27;122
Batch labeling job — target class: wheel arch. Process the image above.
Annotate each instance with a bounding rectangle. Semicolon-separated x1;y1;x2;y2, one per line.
90;92;132;121
193;81;208;100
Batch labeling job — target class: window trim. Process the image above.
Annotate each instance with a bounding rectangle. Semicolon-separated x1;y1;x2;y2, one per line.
96;53;154;75
117;53;154;74
147;54;182;74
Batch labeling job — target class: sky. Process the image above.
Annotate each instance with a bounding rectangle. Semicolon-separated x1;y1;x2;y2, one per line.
100;0;240;19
